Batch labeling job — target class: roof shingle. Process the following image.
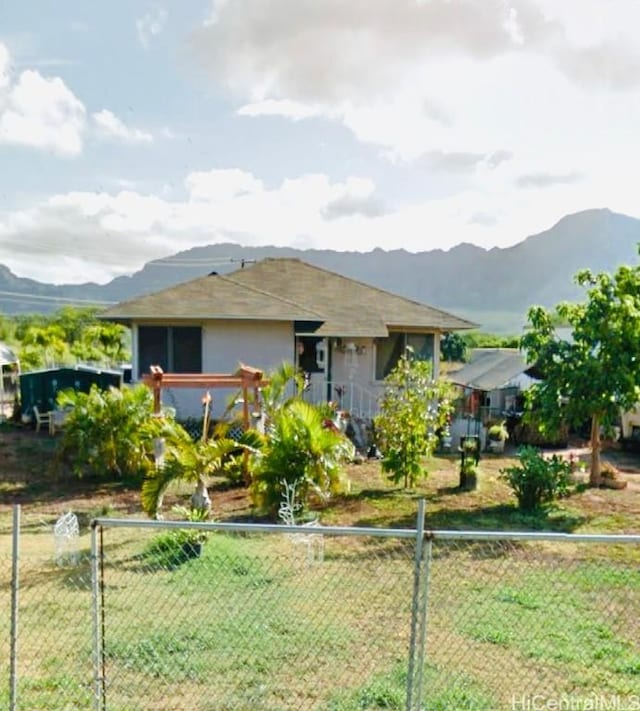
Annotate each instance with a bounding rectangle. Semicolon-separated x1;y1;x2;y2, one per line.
101;258;476;334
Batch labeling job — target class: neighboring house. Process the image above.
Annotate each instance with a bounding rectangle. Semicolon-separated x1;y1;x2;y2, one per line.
0;342;19;420
445;348;538;447
101;258;475;420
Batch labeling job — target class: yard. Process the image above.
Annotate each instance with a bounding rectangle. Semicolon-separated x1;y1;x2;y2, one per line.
2;424;640;534
1;424;640;710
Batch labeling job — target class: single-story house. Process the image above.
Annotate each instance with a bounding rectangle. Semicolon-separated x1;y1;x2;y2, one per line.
445;348;538;446
100;258;475;420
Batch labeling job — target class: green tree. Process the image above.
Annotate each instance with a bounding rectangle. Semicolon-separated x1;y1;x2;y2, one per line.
521;264;640;486
52;306;101;343
250;398;353;516
0;313;15;343
462;331;520;350
255;360;303;421
72;321;128;365
18;324;71;370
440;332;467;362
12;306;129;370
375;347;453;488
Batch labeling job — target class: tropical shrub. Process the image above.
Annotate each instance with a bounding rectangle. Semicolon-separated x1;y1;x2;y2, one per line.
141;424;263;518
56;384;167;479
250;399;353;516
499;446;573;512
375;347;453;488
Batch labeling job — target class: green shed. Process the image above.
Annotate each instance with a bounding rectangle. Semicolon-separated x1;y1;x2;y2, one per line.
20;365;123;416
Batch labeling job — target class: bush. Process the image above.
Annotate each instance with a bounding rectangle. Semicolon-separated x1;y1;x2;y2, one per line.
56;384;168;480
250;399;353;516
500;446;573;512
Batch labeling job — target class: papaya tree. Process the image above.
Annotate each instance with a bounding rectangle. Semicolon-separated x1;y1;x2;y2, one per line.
521;263;640;486
375;347;453;488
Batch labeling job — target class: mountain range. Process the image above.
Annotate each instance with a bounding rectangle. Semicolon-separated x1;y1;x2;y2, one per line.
1;208;639;333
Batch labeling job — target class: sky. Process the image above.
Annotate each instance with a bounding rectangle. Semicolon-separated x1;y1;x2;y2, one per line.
1;0;640;286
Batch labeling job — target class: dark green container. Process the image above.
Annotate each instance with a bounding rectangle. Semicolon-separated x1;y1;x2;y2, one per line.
20;365;123;416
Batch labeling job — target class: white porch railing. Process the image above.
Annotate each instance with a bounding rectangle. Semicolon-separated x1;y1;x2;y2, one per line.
302;380;380;420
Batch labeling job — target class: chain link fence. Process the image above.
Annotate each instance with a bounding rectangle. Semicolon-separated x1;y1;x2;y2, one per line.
3;505;640;710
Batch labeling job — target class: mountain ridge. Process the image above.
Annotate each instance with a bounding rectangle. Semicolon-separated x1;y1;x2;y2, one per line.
2;208;639;333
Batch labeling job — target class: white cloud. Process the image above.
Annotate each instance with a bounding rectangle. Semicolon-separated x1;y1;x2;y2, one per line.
92;109;153;144
136;8;168;49
516;172;582;189
186;169;263;202
0;42;86;156
1;158;640;285
193;0;545;104
0;170;387;283
0;71;86;156
3;2;640;284
192;0;640;167
237;99;325;121
0;43;10;89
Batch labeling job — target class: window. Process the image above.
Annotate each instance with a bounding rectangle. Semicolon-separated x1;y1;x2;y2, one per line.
138;326;202;375
375;332;434;380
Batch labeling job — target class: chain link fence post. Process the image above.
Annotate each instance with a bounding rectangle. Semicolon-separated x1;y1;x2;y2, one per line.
10;504;20;711
414;531;433;710
406;498;428;711
90;521;104;711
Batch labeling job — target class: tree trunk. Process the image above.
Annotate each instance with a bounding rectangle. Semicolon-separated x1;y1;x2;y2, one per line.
191;477;212;512
589;413;601;487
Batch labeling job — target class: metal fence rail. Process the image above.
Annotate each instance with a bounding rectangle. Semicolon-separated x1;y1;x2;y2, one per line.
3;505;640;710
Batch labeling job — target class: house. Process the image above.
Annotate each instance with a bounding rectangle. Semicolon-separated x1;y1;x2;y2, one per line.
445;348;538;447
100;258;475;420
0;342;19;420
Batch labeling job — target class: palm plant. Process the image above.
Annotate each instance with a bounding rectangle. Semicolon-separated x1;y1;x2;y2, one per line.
250;399;353;516
141;422;263;518
57;384;165;479
254;361;303;423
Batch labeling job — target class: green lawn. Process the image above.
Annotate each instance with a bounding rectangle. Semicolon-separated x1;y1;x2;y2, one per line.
1;430;640;709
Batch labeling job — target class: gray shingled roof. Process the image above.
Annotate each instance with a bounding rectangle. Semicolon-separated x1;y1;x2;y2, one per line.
102;258;476;335
101;270;322;322
446;349;532;390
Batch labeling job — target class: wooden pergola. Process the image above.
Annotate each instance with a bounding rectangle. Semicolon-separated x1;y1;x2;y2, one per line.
142;363;269;429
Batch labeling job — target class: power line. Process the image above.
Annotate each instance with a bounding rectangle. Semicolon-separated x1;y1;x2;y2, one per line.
0;290;116;305
150;256;255;267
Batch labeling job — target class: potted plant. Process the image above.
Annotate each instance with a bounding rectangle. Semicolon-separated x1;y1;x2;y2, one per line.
458;435;480;490
172;505;211;559
487;421;509;453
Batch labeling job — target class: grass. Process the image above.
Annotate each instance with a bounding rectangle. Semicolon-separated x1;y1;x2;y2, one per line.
328;663;495;710
1;427;640;708
5;523;635;710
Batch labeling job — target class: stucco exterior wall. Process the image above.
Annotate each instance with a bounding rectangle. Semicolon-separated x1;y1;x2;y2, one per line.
134;319;294;420
201;320;294;374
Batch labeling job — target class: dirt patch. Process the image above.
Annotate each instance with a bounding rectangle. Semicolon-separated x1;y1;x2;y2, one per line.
2;426;640;533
